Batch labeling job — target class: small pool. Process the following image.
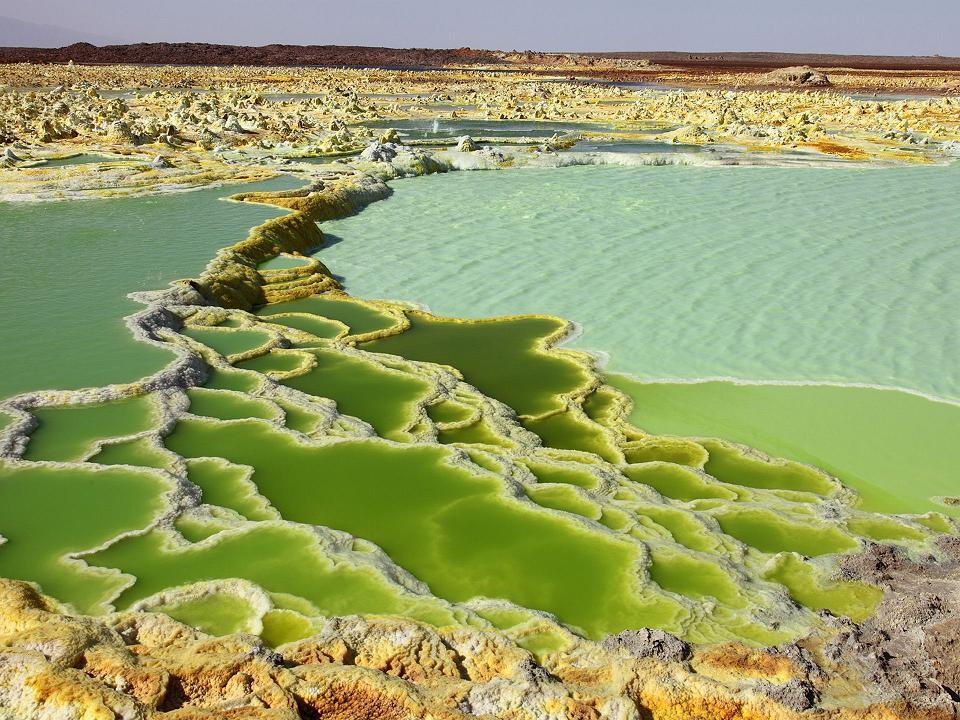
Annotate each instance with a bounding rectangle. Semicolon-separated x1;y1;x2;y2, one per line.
360;117;626;140
42;154;131;167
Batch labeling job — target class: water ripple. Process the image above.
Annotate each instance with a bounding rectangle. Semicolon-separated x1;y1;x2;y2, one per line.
322;164;960;401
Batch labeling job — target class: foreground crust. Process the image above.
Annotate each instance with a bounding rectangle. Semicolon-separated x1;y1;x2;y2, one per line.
2;539;960;719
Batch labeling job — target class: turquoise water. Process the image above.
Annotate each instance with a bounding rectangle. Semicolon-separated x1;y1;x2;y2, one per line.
320;164;960;402
0;177;298;399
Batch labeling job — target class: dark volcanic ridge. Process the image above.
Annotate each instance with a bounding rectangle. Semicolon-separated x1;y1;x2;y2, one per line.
0;43;506;68
2;42;959;72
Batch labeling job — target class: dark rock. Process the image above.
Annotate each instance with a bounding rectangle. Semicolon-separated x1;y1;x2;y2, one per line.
514;657;555;684
601;628;690;662
359;141;398;162
757;679;819;711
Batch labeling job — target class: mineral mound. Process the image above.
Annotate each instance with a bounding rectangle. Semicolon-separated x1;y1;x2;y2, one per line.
763;65;832;87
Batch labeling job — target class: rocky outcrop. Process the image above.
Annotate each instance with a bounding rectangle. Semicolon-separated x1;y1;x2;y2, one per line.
359;140;398;163
828;540;960;714
601;628;690;662
455;135;477;152
190;172;391;309
763;65;832;87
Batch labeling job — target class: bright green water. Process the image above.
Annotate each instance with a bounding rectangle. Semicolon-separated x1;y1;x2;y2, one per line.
0;176;297;399
427;399;475;424
203;367;261;392
181;327;272;358
256;296;397;336
624;463;737;502
280;348;431;440
611;376;960;516
438;418;512;447
185;458;275;521
523;410;621;461
0;461;169;613
700;440;834;495
713;508;858;556
275;398;325;435
257;313;345;339
152;592;257;636
525;462;599;490
647;547;742;606
25;395;159;462
87;523;444;622
763;553;883;622
159;418;683;638
527;484;601;520
364;314;590;417
187;387;280;422
90;436;173;470
235;351;312;375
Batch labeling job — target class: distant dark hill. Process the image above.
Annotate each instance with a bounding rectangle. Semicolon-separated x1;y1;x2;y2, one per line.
0;42;505;68
1;42;958;73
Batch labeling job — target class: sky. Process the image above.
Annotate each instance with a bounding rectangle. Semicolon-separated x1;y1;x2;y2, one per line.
1;0;958;55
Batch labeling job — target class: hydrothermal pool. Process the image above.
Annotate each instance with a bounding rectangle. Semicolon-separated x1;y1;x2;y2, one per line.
0;162;956;656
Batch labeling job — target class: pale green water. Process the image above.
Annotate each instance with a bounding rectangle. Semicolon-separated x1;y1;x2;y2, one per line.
317;164;960;517
320;165;960;401
0;176;298;399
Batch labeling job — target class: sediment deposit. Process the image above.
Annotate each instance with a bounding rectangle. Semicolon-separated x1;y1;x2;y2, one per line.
0;61;959;203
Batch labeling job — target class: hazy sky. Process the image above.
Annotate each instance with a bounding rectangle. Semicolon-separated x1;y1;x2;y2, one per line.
2;0;958;55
